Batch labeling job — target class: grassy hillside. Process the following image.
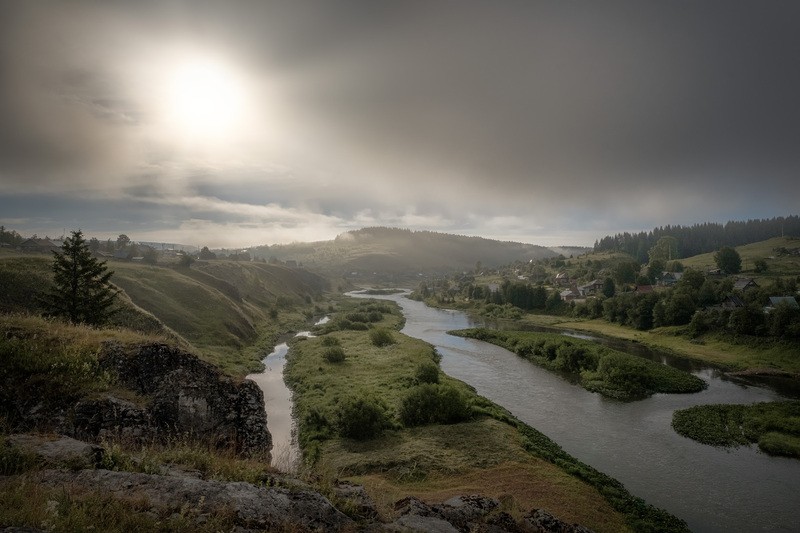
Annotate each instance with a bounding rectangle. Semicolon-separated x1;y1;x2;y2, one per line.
680;236;800;279
0;252;330;376
251;227;567;280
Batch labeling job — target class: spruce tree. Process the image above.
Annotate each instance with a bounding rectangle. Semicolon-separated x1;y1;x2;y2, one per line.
46;230;118;325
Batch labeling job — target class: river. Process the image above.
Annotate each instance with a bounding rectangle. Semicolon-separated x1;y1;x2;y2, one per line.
350;291;800;533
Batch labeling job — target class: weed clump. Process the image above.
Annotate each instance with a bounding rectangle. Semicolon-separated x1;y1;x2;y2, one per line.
323;347;346;364
369;328;395;347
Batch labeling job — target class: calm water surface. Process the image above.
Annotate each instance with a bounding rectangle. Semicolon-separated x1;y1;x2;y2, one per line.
246;316;330;472
351;291;800;533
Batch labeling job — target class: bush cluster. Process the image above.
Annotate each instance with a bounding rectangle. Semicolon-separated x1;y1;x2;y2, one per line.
336;395;391;440
369;328;395;347
323;347;346;363
399;383;471;427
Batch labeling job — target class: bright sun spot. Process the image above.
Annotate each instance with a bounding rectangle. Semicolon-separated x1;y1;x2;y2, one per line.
162;57;248;141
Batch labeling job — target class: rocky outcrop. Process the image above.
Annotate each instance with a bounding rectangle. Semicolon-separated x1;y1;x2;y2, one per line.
35;468;352;532
74;342;272;456
386;495;594;533
4;434;104;469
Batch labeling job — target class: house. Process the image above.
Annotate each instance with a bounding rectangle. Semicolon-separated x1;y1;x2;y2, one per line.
767;296;799;310
733;278;759;292
721;295;745;309
560;287;582;302
579;279;604;297
706;268;726;278
19;238;60;254
634;285;655;294
660;271;683;287
554;272;571;287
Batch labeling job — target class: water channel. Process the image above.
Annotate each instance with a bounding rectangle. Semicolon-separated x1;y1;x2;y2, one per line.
350;291;800;533
246;316;330;472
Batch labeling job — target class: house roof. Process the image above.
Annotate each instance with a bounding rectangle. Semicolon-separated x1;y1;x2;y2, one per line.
734;278;758;290
635;285;654;293
768;296;799;309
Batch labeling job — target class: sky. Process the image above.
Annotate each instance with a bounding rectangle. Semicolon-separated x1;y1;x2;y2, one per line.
1;1;798;248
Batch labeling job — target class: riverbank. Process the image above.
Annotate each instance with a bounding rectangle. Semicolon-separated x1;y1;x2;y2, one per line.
417;296;800;376
450;328;706;401
285;297;688;532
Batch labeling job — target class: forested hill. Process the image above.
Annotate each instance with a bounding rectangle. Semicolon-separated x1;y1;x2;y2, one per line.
594;215;800;262
252;227;577;277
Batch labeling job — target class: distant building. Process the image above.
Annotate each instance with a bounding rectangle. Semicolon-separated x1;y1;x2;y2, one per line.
578;279;604;297
733;278;759;292
19;238;59;254
721;295;745;309
766;296;799;310
560;287;581;302
660;271;683;287
554;272;571;286
634;285;655;294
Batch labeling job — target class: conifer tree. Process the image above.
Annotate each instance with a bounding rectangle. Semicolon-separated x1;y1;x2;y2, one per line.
46;230;118;325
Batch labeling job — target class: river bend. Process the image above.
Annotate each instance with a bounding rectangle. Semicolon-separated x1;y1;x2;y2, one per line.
351;291;800;533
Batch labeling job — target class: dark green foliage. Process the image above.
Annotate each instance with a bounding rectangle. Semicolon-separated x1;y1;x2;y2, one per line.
0;439;40;475
321;336;341;347
177;254;194;268
399;383;472;427
602;277;616;298
323;347;346;363
672;402;800;458
335;395;391;440
714;246;742;274
415;361;440;384
44;230;118;326
369;328;395;347
451;329;706;401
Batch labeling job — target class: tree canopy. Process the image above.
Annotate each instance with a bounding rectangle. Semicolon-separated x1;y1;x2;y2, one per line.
714;246;742;274
45;230;118;325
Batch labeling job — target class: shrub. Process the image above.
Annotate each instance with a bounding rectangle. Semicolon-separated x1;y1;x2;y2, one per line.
415;361;440;384
399;383;471;427
336;395;391;440
323;347;346;363
321;336;341;347
369;328;395;347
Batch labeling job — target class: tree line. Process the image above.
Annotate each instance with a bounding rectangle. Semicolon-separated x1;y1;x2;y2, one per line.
594;216;800;262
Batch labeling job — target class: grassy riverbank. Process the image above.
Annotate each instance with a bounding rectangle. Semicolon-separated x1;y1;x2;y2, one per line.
450;328;706;401
672;401;800;458
415;293;800;375
285;299;689;532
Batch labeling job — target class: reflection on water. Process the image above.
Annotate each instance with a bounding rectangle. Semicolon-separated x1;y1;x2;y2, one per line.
349;291;800;533
246;315;330;472
246;343;299;471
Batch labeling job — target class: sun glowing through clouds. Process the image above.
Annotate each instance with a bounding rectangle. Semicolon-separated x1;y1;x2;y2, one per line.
161;56;249;141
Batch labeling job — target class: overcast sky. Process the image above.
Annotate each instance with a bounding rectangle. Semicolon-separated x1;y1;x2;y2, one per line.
1;1;798;248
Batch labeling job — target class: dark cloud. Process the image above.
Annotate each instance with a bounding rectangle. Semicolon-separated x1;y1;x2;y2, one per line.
0;1;798;245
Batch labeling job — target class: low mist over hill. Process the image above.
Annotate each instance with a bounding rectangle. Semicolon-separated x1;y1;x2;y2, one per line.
249;227;587;279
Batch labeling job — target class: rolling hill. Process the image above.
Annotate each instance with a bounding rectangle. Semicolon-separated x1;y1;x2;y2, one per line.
0;253;330;375
250;227;587;280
